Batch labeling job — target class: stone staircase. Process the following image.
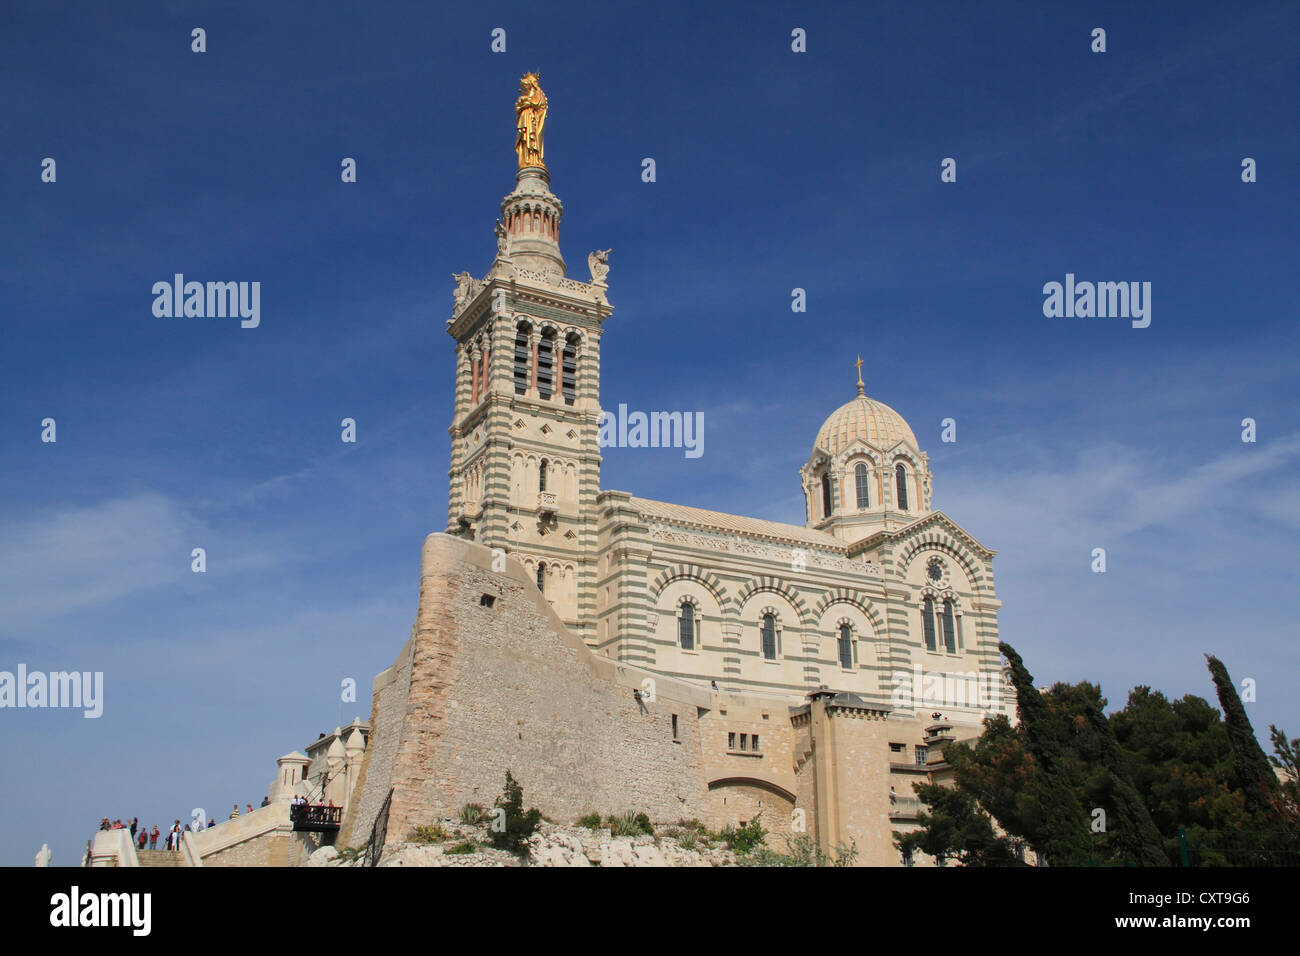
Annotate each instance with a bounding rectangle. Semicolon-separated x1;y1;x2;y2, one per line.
136;849;185;867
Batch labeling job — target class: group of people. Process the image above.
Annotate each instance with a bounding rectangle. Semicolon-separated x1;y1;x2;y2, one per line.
99;817;191;852
97;798;271;853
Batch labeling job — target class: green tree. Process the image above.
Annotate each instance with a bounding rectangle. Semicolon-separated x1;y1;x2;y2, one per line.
488;770;542;854
999;642;1093;865
1267;725;1299;827
1110;686;1249;862
1205;655;1278;818
895;780;1019;866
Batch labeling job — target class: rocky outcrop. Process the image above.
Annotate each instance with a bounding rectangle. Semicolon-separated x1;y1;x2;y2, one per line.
320;820;739;867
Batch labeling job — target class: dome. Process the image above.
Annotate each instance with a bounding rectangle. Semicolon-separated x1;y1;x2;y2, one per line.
813;387;917;459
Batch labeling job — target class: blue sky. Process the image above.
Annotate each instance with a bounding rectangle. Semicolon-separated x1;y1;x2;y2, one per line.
1;1;1296;866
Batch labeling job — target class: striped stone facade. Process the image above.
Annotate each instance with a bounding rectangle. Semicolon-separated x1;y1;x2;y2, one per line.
417;146;1015;864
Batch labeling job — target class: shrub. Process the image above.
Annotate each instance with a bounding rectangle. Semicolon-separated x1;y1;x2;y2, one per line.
445;840;476;855
718;815;767;855
606;811;654;836
577;812;603;829
740;835;858;867
458;803;489;826
488;770;542;854
408;824;450;844
336;846;363;863
679;829;698;851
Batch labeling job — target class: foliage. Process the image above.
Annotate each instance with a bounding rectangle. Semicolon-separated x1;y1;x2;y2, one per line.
445;840;476;855
898;644;1294;867
408;824;450;844
336;845;363;863
998;642;1093;865
894;780;1020;866
605;811;654;836
718;814;766;855
744;835;858;867
488;770;542;854
576;812;603;829
1267;725;1300;828
1206;655;1279;818
1110;685;1251;861
458;803;489;826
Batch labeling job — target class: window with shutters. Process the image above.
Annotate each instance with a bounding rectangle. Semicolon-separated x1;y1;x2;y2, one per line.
513;326;530;394
537;333;555;399
561;337;577;405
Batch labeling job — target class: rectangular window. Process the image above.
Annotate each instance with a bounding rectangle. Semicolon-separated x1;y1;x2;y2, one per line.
739;734;748;751
838;628;853;669
561;344;577;404
537;337;554;399
890;742;905;753
728;732;735;750
513;333;530;395
671;714;679;741
752;734;760;752
915;745;929;766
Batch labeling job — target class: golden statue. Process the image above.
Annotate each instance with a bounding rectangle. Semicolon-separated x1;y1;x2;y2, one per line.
515;73;548;169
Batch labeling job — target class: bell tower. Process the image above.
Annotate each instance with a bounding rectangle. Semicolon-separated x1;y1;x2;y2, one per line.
444;75;613;644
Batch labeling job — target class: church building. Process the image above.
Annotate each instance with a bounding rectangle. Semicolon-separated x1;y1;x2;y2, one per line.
341;76;1015;866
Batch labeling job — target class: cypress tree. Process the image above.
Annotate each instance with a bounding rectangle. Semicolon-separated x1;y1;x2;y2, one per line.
999;642;1092;865
1205;655;1277;817
1081;701;1167;866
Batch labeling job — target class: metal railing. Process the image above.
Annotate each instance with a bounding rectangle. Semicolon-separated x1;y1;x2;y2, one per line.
364;789;393;868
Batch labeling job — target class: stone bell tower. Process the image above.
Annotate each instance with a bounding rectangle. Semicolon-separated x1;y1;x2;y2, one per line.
444;74;613;644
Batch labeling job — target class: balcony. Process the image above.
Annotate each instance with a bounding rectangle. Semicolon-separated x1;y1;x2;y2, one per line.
924;721;956;745
289;803;342;833
537;491;558;515
889;795;922;819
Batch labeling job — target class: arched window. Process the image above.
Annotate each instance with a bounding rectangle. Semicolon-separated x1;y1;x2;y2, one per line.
941;600;957;653
921;596;937;651
536;562;546;594
855;463;870;509
513;325;530;395
895;463;909;511
537;332;555;399
561;336;578;405
538;458;548;492
821;473;833;518
679;604;696;651
761;614;777;661
838;623;853;670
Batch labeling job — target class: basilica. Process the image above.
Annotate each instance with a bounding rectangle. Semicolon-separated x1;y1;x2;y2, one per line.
130;77;1015;869
354;75;1016;865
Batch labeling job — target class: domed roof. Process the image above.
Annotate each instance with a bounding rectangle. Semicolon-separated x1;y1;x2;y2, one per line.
813;385;917;459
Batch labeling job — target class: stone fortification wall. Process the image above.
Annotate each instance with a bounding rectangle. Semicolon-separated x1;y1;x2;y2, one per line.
354;533;721;855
